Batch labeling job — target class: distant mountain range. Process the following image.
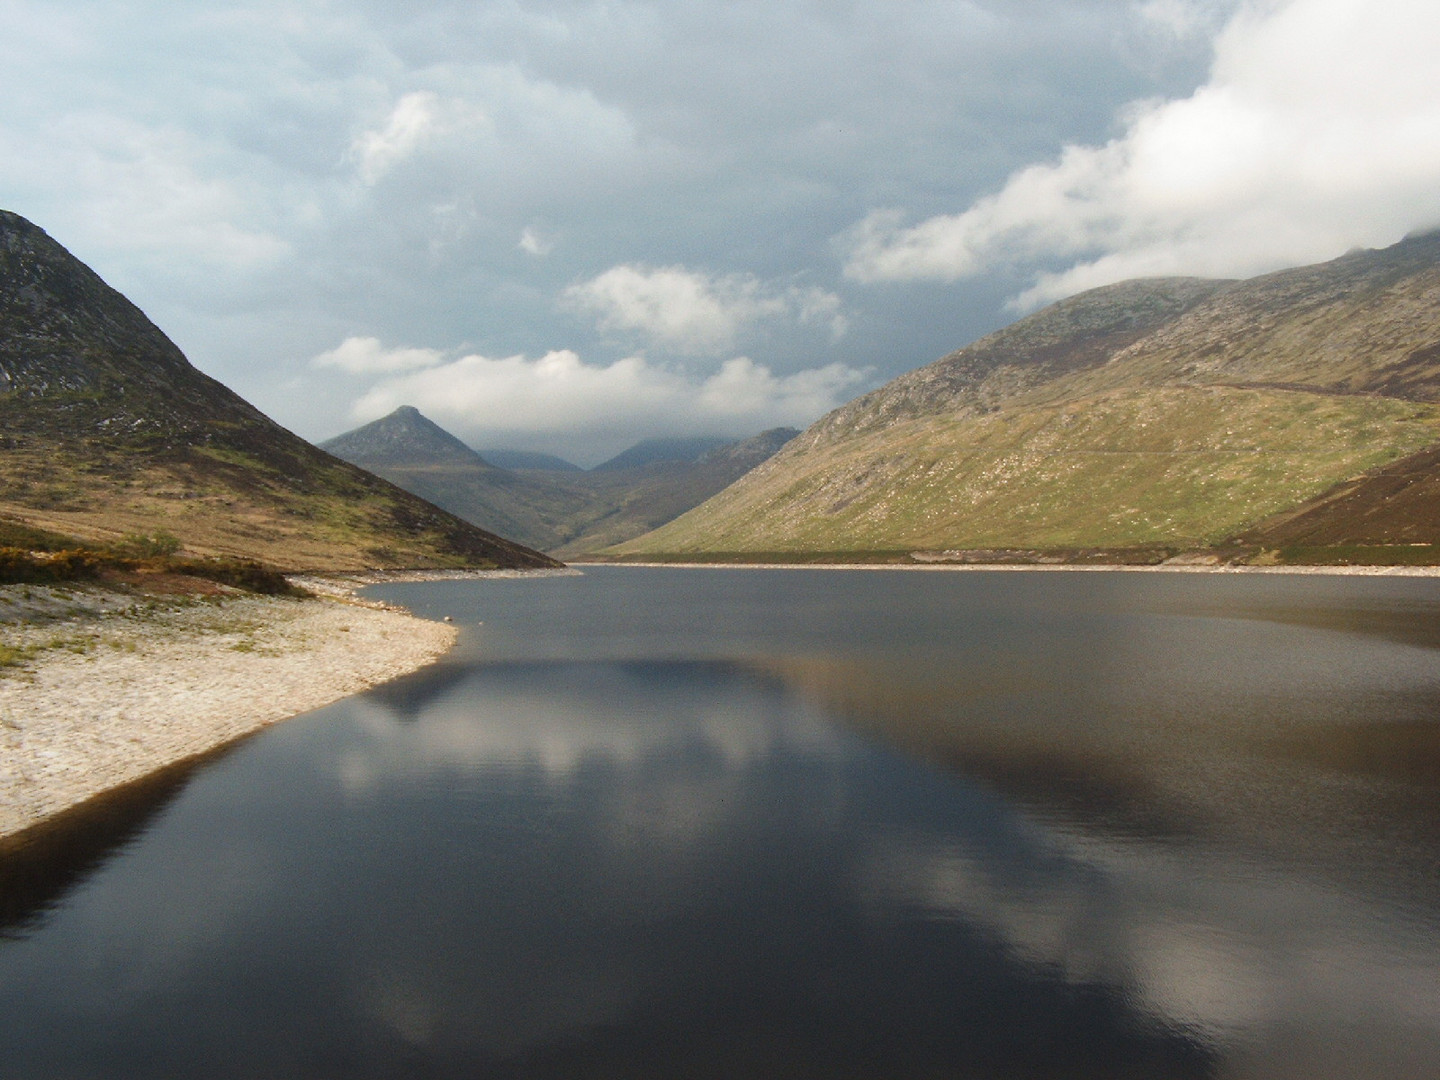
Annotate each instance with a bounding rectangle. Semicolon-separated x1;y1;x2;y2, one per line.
616;233;1440;564
320;410;797;556
0;210;557;571
589;436;733;472
18;195;1439;571
477;448;581;472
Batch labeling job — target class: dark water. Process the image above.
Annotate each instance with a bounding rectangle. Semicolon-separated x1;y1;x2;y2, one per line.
3;567;1440;1079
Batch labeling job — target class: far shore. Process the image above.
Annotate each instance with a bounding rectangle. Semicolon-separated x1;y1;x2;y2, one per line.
0;568;573;844
577;559;1440;576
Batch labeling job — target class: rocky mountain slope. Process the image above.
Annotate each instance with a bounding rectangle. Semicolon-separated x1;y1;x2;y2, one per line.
616;234;1440;561
0;210;558;571
589;436;732;472
321;408;797;555
477;448;581;472
545;428;800;557
319;407;594;551
1233;441;1440;561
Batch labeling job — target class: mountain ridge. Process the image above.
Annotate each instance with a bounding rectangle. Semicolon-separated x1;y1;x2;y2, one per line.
615;235;1440;561
0;210;559;571
320;406;491;470
319;408;798;555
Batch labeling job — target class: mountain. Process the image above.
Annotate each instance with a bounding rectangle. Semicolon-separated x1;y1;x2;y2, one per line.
320;411;798;556
698;427;801;470
590;436;733;472
1232;442;1440;560
615;234;1440;561
320;408;593;551
0;210;558;571
478;448;581;472
320;406;487;469
547;428;801;557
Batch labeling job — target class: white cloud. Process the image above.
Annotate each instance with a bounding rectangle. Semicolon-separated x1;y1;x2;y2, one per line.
349;347;870;460
565;264;847;355
844;0;1440;306
312;336;444;374
351;91;495;185
352;92;439;185
518;226;554;256
1135;0;1236;40
0;109;294;282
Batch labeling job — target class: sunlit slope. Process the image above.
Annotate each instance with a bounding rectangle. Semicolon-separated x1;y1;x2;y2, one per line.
616;234;1440;556
620;388;1437;552
0;210;559;571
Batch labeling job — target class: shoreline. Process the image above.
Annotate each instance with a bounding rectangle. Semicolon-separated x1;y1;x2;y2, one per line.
0;579;466;844
6;556;1434;843
579;560;1440;576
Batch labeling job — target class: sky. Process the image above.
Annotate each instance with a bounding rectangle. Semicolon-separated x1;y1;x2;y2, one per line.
3;0;1439;464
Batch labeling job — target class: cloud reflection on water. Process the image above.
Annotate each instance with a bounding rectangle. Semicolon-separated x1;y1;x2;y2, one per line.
326;651;1440;1076
8;567;1440;1078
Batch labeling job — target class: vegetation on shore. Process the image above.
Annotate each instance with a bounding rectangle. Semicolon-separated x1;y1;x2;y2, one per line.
0;522;306;595
585;543;1440;567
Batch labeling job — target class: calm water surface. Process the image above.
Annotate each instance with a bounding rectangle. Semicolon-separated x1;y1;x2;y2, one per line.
3;566;1440;1079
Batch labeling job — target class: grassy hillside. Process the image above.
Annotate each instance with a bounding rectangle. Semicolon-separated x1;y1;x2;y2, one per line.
615;234;1440;560
0;210;558;571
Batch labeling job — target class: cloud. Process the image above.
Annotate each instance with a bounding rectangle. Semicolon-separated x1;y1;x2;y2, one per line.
312;336;444;374
351;91;497;185
349;347;870;461
518;226;553;256
352;92;442;185
0;109;294;283
1135;0;1237;40
0;0;1229;442
565;265;848;355
843;0;1440;306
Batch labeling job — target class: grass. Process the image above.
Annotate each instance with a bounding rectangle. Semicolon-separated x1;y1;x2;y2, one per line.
0;642;43;671
0;545;307;596
0;518;84;552
0;633;105;677
588;550;920;565
1274;543;1440;566
0;580;303;680
617;386;1440;556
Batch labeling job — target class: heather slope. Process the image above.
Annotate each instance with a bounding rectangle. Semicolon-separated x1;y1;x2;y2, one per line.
617;235;1440;558
0;210;557;571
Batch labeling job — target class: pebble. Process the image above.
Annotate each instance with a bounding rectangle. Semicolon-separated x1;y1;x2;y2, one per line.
0;586;457;840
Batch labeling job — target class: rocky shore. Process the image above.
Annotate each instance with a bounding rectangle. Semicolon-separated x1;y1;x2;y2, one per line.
0;582;457;841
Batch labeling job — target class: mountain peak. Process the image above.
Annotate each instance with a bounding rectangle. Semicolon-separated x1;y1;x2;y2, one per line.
0;209;268;438
321;407;491;470
697;427;800;469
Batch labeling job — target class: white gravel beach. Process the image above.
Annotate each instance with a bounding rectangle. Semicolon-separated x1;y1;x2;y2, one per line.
0;582;457;841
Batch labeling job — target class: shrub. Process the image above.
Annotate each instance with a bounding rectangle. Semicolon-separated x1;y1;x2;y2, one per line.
160;557;308;597
0;518;83;552
0;542;306;597
112;531;182;558
0;547;108;584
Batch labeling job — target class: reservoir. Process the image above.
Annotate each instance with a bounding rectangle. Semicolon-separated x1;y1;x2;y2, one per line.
3;565;1440;1078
